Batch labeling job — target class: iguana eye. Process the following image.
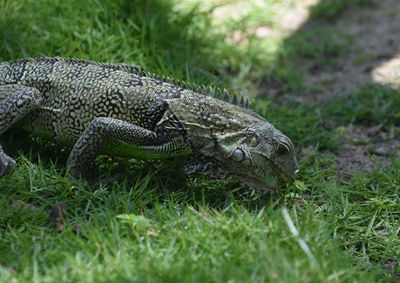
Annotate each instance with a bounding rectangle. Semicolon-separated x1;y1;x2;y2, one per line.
277;143;290;156
232;148;245;162
249;137;259;147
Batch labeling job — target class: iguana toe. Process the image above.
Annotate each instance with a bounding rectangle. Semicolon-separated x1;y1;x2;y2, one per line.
0;146;16;177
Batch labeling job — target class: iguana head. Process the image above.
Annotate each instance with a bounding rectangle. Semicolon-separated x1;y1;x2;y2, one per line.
220;122;298;190
185;120;298;191
167;91;298;191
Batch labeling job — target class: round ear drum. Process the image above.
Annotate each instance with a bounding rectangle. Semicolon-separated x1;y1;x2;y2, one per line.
232;148;245;162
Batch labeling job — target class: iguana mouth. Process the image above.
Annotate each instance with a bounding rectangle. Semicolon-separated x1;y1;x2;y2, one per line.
244;166;295;191
271;162;296;183
254;150;297;183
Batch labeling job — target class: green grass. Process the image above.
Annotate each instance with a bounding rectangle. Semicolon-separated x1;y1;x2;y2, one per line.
1;0;400;282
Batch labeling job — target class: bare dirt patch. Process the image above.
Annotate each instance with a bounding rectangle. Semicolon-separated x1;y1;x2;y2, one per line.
335;125;400;178
270;0;319;35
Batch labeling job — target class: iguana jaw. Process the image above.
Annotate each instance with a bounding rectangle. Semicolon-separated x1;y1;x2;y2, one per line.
184;152;296;191
271;162;296;183
238;159;296;191
254;150;298;182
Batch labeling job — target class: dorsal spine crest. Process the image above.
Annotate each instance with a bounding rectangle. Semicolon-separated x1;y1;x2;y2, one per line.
2;57;253;110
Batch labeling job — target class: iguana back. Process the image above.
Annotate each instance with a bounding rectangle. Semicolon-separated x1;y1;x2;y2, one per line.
0;57;184;145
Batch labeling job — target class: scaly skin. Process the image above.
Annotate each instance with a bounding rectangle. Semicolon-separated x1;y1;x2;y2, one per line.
0;57;298;191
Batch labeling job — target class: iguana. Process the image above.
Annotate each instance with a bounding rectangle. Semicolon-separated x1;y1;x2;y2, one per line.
0;57;298;190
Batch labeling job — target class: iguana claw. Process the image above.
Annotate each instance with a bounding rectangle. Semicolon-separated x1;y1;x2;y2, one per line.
0;145;16;177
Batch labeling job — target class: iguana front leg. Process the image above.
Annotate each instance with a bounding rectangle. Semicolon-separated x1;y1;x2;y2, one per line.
67;117;190;179
0;85;42;177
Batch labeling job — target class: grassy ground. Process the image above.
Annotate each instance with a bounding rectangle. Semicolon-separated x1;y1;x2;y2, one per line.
1;0;400;282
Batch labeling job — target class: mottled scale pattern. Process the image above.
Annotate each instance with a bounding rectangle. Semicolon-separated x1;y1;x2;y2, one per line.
0;57;298;191
1;58;185;145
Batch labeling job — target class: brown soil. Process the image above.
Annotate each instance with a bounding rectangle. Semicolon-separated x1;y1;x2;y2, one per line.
335;125;400;178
